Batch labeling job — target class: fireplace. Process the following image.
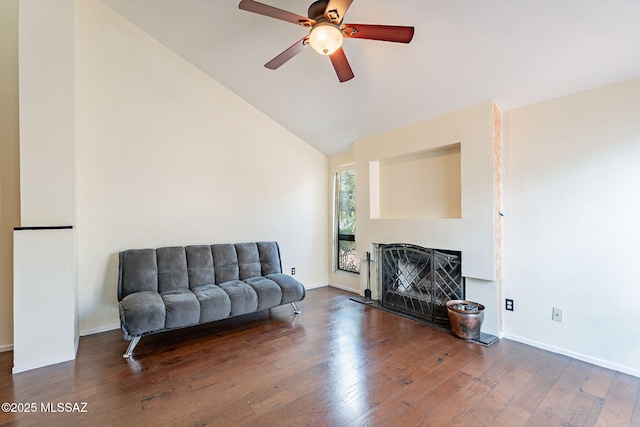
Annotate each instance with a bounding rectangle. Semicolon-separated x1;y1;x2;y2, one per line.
377;243;463;328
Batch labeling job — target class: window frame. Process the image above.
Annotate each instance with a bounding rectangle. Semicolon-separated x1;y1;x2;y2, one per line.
334;167;359;274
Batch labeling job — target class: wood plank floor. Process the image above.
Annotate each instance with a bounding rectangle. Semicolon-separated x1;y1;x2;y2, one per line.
1;287;638;426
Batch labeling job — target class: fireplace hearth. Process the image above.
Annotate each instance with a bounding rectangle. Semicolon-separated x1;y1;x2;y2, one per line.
377;243;463;329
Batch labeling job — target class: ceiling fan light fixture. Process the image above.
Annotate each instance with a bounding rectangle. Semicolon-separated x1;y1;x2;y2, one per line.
309;22;343;55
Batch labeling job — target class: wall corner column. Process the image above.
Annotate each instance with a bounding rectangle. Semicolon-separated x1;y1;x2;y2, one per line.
14;0;79;373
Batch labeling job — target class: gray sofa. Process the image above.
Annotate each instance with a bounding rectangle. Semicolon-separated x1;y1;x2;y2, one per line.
117;241;305;358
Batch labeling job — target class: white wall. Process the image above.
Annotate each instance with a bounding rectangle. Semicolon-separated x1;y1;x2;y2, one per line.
0;0;21;350
70;0;327;334
503;77;640;377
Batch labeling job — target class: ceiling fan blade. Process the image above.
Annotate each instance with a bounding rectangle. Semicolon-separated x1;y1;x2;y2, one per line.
264;37;309;70
329;47;354;83
342;24;415;43
324;0;354;24
239;0;314;27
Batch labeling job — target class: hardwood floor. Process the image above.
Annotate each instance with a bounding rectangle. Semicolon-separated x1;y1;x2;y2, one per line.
1;287;638;426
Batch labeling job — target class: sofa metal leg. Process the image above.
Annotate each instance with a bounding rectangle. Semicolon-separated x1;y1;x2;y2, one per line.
291;302;301;315
123;336;141;359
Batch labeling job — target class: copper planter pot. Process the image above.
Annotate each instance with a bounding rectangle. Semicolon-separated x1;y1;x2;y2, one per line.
446;300;485;340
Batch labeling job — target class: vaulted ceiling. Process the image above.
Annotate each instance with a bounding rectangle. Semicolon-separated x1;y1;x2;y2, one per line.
100;0;640;156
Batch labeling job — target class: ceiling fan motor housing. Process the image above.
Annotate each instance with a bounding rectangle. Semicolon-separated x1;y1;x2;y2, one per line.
308;0;330;20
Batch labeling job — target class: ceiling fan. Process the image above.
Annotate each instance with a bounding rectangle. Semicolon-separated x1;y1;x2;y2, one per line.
238;0;414;82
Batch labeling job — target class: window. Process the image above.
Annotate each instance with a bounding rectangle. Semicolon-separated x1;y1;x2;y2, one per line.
336;169;359;273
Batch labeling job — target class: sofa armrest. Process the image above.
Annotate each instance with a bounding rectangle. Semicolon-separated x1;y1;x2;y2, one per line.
119;291;165;338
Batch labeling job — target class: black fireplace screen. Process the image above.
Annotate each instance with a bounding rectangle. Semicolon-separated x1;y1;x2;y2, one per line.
378;244;463;328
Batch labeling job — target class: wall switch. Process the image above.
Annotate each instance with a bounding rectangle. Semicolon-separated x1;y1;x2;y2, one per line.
552;307;563;322
291;267;296;275
505;299;514;311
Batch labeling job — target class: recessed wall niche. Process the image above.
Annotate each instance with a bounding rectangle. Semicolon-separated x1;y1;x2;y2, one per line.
369;143;461;219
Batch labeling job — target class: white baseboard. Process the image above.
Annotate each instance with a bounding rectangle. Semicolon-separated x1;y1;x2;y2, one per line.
0;344;13;353
328;283;360;294
79;323;120;337
301;283;360;294
12;352;76;374
304;283;327;290
503;332;640;379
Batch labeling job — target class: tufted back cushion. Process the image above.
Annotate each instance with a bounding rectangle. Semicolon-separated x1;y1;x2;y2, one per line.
212;244;240;283
257;241;282;275
185;245;215;289
236;242;262;279
157;247;189;294
118;249;158;300
118;242;283;295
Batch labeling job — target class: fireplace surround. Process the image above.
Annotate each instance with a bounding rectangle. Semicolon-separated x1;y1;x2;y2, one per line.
350;101;503;337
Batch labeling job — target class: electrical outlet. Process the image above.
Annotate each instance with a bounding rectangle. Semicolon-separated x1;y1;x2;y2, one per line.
291;267;296;275
552;307;563;322
505;299;514;311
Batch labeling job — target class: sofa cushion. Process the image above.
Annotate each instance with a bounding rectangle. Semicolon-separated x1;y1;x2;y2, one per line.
266;273;306;304
257;242;282;275
161;290;200;329
236;243;262;280
212;244;240;284
245;276;282;310
119;249;158;300
119;291;165;336
157;247;189;293
192;284;231;323
186;245;215;289
218;280;258;316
